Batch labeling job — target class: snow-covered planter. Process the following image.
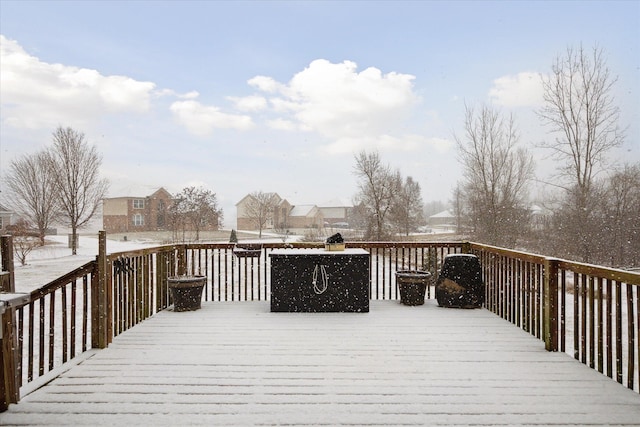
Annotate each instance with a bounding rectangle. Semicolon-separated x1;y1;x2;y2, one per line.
395;270;431;306
168;275;206;311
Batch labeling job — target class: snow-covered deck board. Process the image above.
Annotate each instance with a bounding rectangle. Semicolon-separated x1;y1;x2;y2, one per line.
2;301;639;426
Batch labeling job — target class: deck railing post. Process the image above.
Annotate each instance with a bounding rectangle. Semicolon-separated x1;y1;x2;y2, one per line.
177;245;187;276
1;304;20;411
91;231;109;349
1;235;15;293
156;251;169;310
1;235;19;411
543;257;559;352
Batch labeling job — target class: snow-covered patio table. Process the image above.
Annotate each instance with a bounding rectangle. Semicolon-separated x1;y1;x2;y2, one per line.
1;300;639;426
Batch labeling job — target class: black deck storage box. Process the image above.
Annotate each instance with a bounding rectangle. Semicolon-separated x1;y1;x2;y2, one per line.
269;248;370;312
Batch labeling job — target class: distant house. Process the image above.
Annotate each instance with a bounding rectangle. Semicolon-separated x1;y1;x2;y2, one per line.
0;203;14;233
318;198;353;226
288;205;324;229
236;193;288;231
102;187;174;233
274;198;293;229
428;209;456;230
530;204;552;230
236;193;327;231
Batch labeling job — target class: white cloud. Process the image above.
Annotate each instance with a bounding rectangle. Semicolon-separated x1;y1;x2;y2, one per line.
266;118;297;131
322;134;453;155
0;35;155;129
488;72;544;107
169;99;254;136
228;95;268;112
247;75;281;93
250;59;420;145
156;89;200;99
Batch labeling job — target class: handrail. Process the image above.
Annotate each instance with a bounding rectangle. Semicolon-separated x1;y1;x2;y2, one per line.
469;242;640;392
1;257;95;410
2;235;638;413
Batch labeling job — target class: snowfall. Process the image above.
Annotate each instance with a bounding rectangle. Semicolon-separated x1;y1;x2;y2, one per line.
2;234;639;426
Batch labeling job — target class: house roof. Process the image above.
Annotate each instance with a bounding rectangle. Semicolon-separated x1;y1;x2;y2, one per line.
429;209;454;219
105;185;171;199
319;198;353;208
289;205;318;217
235;192;281;207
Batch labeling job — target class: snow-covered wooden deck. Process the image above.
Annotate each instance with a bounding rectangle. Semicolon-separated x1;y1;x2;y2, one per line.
2;301;639;426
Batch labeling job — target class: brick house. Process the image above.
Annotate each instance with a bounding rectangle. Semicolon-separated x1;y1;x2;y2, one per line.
102;187;173;233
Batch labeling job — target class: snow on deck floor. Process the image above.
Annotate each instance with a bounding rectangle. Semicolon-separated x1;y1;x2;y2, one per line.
2;300;639;426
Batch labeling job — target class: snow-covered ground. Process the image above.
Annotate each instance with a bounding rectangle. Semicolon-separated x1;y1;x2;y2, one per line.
12;231;300;293
12;235;160;293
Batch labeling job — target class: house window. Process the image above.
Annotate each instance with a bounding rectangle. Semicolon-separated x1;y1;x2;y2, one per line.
133;214;144;226
157;200;165;228
133;199;144;209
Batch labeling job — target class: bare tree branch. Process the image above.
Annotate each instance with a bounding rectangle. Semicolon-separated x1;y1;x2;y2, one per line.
3;151;60;245
46;126;109;255
244;191;280;239
455;103;534;247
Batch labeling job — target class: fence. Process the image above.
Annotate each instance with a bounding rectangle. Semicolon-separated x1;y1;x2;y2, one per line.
2;234;639;412
470;242;640;392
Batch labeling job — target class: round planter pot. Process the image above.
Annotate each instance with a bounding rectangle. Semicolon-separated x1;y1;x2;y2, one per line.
168;275;206;312
396;270;432;306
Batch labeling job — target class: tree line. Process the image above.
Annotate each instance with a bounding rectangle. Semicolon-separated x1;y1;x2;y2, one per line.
232;45;638;271
2;126;223;263
4;45;637;269
453;45;639;268
3;127;108;256
345;44;638;268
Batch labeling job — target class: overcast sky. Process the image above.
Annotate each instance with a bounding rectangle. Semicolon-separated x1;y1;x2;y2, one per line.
1;0;638;228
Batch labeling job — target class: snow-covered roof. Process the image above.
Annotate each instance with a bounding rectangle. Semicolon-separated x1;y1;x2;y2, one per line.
289;204;317;217
319;198;353;208
106;185;171;199
235;193;281;207
429;209;454;219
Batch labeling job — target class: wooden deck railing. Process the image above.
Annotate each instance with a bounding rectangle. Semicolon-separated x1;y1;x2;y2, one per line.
470;242;640;392
2;233;639;411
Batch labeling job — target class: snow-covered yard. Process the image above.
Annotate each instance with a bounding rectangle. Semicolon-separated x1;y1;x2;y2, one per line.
12;234;159;293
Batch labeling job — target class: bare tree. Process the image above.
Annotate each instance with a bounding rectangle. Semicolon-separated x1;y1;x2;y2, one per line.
46;126;109;255
450;183;466;235
353;151;398;240
537;45;624;262
9;218;40;266
3;151;60;245
244;191;279;238
346;201;369;239
601;163;640;267
455;104;534;247
170;186;223;241
389;175;424;236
